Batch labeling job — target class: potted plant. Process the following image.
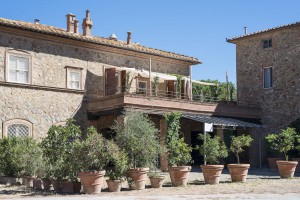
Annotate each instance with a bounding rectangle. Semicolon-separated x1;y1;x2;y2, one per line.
72;127;118;194
164;112;193;187
148;166;165;188
112;111;161;190
227;134;253;182
266;127;298;178
197;134;228;184
106;150;128;192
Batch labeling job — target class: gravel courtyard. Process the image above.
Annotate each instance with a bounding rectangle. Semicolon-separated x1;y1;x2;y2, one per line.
1;167;300;200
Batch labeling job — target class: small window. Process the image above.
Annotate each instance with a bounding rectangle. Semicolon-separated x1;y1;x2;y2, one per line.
7;54;31;84
263;67;273;89
138;81;147;95
66;67;82;90
263;39;272;48
3;119;33;138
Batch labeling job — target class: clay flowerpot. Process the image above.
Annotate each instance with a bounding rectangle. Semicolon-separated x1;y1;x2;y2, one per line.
200;165;224;184
61;181;74;193
267;158;283;171
79;170;106;194
276;160;298;178
33;178;43;190
127;168;149;190
73;182;82;194
168;166;176;186
171;166;191;187
41;178;51;190
106;179;122;192
292;158;300;172
22;176;34;188
50;178;61;191
227;164;250;182
149;175;165;188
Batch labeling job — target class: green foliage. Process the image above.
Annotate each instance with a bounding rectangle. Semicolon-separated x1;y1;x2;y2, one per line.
153;76;159;96
288;119;300;157
112;111;162;169
106;150;128;180
41;119;81;180
72;127;118;171
192;79;236;102
266;127;297;161
197;134;228;165
164;112;192;166
230;135;253;164
176;76;183;99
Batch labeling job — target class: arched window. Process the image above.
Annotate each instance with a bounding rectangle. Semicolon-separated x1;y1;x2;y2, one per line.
3;119;33;138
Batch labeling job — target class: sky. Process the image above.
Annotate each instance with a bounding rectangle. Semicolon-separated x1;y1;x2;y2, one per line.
0;0;299;83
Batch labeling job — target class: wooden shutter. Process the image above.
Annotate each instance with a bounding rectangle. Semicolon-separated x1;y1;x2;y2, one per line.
105;68;117;96
121;70;126;93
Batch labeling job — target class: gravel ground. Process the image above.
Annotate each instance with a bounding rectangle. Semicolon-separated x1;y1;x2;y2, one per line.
0;167;300;200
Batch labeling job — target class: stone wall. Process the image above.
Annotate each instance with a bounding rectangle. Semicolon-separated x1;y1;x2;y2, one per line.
235;25;300;133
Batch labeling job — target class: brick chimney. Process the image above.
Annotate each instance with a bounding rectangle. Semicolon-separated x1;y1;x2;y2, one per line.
34;19;40;25
82;10;93;36
66;13;76;33
74;20;79;34
127;31;132;45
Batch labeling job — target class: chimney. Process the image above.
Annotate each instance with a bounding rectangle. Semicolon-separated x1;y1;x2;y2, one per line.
66;13;76;33
34;19;40;25
244;26;248;35
74;20;79;34
82;10;93;36
127;31;132;45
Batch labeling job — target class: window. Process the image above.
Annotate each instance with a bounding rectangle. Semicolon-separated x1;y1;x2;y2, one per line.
263;39;272;48
138;81;147;95
66;67;82;90
263;67;273;89
2;119;33;138
6;53;31;84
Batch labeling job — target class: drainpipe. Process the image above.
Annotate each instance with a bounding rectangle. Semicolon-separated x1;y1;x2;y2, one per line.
189;65;193;101
149;58;152;96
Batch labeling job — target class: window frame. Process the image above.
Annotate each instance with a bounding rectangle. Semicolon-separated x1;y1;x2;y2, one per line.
5;51;32;84
2;119;33;138
263;39;272;49
66;66;83;90
138;80;147;95
263;67;273;89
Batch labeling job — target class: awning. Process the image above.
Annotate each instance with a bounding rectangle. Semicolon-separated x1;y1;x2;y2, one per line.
183;114;261;128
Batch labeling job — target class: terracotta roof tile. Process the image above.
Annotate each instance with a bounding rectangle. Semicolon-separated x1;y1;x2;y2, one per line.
227;21;300;42
0;18;201;64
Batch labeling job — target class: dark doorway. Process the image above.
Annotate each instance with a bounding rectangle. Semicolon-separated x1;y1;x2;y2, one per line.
190;131;204;165
100;128;116;140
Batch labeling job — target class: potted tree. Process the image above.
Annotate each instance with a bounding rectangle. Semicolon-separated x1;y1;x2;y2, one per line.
106;150;128;192
227;134;253;182
72;127;118;194
148;165;165;188
266;127;298;178
112;111;161;190
197;134;228;184
164;112;193;187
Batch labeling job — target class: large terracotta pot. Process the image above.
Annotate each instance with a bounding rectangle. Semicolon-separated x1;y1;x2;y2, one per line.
22;176;34;188
106;180;122;192
292;158;300;172
172;166;191;186
79;170;106;194
276;160;298;178
168;166;176;186
149;175;165;188
127;168;149;190
50;178;61;191
33;178;43;190
61;181;74;193
227;164;250;182
267;158;283;171
200;165;224;184
41;178;51;190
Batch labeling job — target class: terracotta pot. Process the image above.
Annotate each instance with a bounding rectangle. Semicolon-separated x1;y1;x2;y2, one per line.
267;158;283;171
22;176;34;188
50;179;61;191
61;181;74;193
172;166;191;186
79;170;106;194
276;160;298;178
106;180;122;192
127;168;149;190
200;165;224;184
149;176;165;188
168;166;176;186
73;182;82;194
227;164;250;182
41;178;51;190
33;178;43;190
292;158;300;172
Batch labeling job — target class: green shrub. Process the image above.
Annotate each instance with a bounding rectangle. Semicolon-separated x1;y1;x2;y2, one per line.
106;150;128;180
197;134;228;165
266;127;297;161
230;135;253;164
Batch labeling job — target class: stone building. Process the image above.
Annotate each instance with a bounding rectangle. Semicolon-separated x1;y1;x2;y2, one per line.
0;11;262;168
227;21;300;160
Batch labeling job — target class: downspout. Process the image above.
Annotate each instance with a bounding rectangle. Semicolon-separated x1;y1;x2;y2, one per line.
189;65;193;101
149;58;152;96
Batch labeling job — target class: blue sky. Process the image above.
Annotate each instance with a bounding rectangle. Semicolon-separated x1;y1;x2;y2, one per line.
0;0;299;83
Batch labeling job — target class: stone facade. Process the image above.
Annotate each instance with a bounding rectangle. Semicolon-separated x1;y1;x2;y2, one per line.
0;21;193;138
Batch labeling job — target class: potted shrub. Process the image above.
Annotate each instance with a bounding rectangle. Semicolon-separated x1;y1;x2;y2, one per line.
164;112;192;187
148;166;165;188
112;111;161;190
34;158;51;190
266;127;298;178
227;134;253;182
197;134;228;184
72;127;118;194
106;150;128;192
